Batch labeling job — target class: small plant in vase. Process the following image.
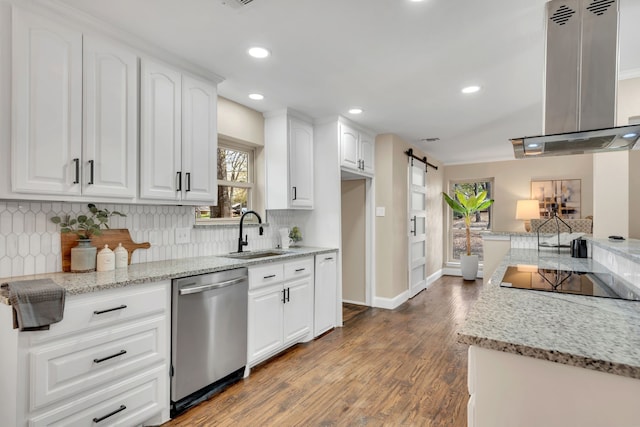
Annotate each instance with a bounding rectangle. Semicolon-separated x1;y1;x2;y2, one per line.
51;204;125;272
289;226;303;247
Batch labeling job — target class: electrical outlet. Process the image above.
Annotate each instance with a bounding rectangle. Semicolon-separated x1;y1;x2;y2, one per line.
175;227;190;244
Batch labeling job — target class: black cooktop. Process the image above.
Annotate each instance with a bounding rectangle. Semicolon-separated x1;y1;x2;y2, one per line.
500;266;639;301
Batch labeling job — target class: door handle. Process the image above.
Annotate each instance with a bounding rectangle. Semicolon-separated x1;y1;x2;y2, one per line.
93;405;126;423
286;287;290;302
73;158;80;184
410;216;417;236
185;172;191;192
88;160;94;185
176;171;182;191
292;186;297;200
282;288;287;303
93;305;127;315
93;349;127;364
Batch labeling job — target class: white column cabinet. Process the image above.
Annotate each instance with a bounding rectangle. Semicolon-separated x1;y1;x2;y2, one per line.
339;122;375;176
314;252;338;337
140;59;217;204
82;35;138;198
265;110;314;209
247;258;314;367
11;8;83;196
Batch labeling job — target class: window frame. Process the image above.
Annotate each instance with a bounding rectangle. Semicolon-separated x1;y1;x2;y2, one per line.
446;178;494;264
195;139;256;224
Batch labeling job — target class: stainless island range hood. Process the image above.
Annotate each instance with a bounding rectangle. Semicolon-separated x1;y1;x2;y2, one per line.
511;0;640;158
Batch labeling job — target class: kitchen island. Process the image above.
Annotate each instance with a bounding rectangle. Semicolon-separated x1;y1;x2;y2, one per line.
459;243;640;427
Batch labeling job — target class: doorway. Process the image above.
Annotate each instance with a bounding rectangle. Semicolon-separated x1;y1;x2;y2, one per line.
341;179;367;305
408;162;427;297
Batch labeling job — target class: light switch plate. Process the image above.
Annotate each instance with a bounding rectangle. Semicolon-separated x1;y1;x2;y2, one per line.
175;227;190;244
376;207;386;217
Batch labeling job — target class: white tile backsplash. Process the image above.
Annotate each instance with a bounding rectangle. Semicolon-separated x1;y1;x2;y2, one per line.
0;200;307;278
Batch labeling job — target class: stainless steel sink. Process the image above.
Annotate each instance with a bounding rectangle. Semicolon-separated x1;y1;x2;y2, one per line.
223;250;290;260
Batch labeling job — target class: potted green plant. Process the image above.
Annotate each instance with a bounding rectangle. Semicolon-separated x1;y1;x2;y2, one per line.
442;189;494;280
51;204;125;272
289;226;303;247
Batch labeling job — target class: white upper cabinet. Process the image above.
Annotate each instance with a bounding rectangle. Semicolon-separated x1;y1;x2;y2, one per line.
265;110;314;209
339;122;375;176
140;59;218;204
181;75;218;202
83;35;138;198
11;8;83;196
11;9;138;200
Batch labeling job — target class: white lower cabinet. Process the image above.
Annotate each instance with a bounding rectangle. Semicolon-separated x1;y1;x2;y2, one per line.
0;281;171;427
314;252;338;337
248;258;314;367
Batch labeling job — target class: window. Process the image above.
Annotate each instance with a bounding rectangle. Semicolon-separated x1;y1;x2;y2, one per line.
447;179;493;262
196;142;254;222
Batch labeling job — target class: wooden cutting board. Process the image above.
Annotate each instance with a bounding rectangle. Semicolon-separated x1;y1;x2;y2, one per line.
61;229;151;272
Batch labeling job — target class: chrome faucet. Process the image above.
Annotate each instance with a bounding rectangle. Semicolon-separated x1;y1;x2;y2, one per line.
238;210;264;253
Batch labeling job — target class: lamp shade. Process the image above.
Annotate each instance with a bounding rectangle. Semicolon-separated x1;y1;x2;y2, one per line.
515;199;540;220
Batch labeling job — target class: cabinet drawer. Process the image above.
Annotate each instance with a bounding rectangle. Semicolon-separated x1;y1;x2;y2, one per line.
284;258;313;280
30;315;165;410
29;365;166;427
249;264;284;290
27;281;169;344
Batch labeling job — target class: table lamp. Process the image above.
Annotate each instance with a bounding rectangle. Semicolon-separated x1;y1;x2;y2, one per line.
516;199;540;232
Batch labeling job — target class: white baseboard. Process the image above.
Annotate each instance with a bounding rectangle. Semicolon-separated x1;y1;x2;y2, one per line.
373;290;410;310
342;299;367;306
426;269;443;288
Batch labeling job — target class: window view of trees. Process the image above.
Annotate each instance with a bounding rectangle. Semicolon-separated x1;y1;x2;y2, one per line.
450;180;493;261
197;146;252;220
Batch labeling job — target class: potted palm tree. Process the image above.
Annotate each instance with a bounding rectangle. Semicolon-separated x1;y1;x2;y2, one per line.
443;189;494;280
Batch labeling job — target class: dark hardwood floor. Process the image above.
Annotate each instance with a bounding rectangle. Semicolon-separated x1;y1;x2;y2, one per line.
164;276;482;427
342;302;370;324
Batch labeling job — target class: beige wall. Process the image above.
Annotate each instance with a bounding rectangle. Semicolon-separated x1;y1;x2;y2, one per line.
617;78;640;239
375;134;444;300
217;97;264;146
341;180;366;303
444;155;594;233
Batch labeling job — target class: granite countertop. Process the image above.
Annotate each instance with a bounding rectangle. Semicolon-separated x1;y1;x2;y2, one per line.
459;248;640;379
0;246;337;304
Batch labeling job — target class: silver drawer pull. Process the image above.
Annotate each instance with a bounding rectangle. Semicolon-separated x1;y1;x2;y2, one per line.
93;350;127;364
93;305;127;315
295;268;306;272
93;405;126;423
263;274;276;279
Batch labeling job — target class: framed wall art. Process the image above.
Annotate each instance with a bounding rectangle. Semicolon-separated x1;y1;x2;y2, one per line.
531;179;581;219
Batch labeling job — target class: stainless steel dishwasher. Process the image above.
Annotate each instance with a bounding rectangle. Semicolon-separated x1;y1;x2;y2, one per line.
171;268;248;416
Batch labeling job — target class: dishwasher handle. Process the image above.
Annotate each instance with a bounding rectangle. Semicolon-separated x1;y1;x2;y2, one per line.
179;276;247;295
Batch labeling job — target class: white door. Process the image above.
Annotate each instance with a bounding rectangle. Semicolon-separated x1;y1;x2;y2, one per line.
182;75;218;203
339;124;359;170
289;117;314;208
408;162;427;297
12;8;82;195
359;133;375;175
283;277;312;345
247;284;284;365
83;36;138;198
139;59;182;201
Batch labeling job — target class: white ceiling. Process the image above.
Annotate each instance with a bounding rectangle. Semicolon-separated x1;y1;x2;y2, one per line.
55;0;640;165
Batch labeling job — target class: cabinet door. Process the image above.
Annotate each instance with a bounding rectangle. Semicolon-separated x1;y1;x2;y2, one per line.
339;124;359;171
360;132;375;175
181;75;218;203
140;59;182;201
283;277;313;345
11;8;82;195
289;117;313;208
314;254;337;336
248;284;284;365
83;36;138;198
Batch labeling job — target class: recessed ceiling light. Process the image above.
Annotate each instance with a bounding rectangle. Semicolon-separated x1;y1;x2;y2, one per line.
248;46;270;59
461;85;481;94
248;93;264;100
348;108;363;114
623;133;637;139
527;143;540;148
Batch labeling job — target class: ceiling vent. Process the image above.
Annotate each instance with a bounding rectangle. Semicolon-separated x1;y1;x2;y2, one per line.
222;0;255;9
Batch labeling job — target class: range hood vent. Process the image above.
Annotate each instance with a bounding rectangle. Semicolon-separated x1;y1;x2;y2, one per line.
511;0;640;158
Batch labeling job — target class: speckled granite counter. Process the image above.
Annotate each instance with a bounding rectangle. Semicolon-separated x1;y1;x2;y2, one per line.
0;246;337;304
459;248;640;379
